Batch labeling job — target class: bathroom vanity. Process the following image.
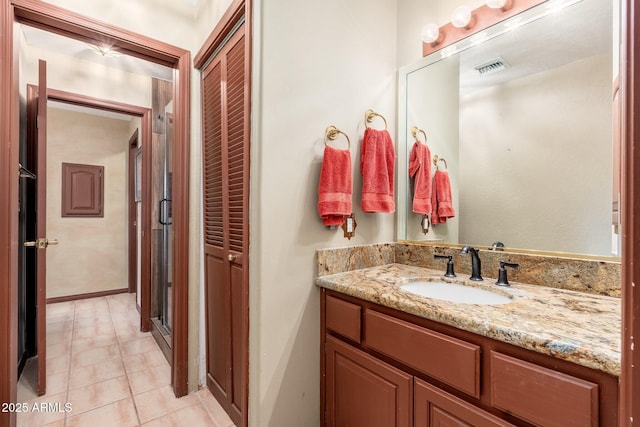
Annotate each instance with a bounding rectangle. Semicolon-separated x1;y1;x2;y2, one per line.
317;251;620;427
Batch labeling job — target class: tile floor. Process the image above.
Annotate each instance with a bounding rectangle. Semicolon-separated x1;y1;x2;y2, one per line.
17;293;235;427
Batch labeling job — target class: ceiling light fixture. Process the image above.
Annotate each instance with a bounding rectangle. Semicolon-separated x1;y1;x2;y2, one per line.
86;43;121;57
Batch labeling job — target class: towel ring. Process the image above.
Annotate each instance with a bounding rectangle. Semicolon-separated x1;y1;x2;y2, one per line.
433;155;448;169
411;126;427;144
324;125;351;149
365;109;388;130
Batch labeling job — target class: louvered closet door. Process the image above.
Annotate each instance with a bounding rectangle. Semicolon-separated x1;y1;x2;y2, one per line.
202;24;249;427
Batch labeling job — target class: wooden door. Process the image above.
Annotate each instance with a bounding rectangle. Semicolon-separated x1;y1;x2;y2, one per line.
26;60;50;395
325;335;413;427
414;379;514;427
202;24;249;427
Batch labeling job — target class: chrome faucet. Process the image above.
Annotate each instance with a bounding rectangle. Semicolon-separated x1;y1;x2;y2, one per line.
460;245;483;281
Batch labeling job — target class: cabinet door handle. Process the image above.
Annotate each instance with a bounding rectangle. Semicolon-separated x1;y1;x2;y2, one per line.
228;254;237;262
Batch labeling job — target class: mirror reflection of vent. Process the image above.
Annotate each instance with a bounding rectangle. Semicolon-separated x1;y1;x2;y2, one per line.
474;57;510;76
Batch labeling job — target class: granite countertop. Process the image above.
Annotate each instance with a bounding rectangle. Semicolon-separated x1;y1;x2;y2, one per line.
316;263;621;376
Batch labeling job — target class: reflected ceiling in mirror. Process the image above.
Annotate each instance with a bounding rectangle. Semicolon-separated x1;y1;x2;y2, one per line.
397;0;619;258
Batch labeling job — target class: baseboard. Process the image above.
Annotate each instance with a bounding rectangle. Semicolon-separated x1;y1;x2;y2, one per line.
46;288;128;304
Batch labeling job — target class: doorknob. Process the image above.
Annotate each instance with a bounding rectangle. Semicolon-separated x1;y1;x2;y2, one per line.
24;238;58;248
228;254;237;262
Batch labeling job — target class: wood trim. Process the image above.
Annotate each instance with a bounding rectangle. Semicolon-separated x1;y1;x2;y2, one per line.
621;0;640;425
0;1;19;424
193;0;245;69
128;129;138;293
2;3;191;419
171;50;191;398
10;0;184;67
46;288;128;304
422;0;545;57
47;88;150;116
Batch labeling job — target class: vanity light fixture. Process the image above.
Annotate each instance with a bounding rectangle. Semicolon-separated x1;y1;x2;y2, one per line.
485;0;509;9
451;5;473;29
421;23;441;44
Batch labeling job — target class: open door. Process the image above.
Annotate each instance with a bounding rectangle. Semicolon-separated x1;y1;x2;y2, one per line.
24;59;55;395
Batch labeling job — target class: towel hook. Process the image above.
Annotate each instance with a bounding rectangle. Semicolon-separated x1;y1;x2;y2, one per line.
324;125;351;149
365;109;388;130
411;126;427;144
433;155;448;170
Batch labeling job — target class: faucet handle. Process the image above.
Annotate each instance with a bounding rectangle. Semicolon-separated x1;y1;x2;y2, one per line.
496;261;519;286
433;254;456;278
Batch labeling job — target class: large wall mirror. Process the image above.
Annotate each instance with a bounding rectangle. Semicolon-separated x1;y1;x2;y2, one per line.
397;0;620;258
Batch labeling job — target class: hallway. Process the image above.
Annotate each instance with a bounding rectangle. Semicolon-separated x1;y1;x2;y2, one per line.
17;293;234;427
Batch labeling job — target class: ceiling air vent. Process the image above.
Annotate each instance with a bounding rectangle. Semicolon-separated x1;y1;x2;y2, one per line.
474;57;510;76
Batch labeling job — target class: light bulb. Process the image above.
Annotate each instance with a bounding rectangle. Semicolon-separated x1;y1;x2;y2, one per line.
485;0;507;8
451;5;473;28
421;23;440;44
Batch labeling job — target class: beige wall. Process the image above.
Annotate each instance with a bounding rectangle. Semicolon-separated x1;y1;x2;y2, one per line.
46;107;131;298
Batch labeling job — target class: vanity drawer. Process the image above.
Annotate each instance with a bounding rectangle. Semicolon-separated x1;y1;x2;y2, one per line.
364;310;480;398
490;351;598;427
325;295;362;343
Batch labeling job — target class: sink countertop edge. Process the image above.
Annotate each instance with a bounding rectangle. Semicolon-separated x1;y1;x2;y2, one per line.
316;263;621;377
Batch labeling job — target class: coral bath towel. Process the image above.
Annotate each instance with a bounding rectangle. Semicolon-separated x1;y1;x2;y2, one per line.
408;141;432;215
318;146;352;226
431;169;455;224
361;128;396;213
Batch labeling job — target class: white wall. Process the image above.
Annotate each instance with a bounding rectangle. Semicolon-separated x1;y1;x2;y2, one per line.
251;0;397;425
46;107;131;298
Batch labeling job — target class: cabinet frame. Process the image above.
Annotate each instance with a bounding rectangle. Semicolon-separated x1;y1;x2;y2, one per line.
320;288;619;426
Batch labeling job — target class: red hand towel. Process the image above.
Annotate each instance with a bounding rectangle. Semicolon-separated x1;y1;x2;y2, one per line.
318;146;352;226
408;141;432;215
360;128;396;213
431;170;455;224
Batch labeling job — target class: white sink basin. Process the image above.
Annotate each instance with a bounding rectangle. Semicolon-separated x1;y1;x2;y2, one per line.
399;281;512;305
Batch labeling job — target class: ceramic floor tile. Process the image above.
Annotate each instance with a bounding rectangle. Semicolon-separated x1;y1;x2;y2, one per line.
141;401;218;427
46;354;70;376
66;376;130;415
72;323;116;341
66;397;139;427
46;329;72;345
45;319;74;334
71;335;119;353
46;342;71;360
69;357;125;390
74;298;109;313
120;336;158;356
71;343;120;368
123;348;169;374
128;363;171;395
46;301;75;317
134;385;199;424
16;391;68;427
196;388;235;427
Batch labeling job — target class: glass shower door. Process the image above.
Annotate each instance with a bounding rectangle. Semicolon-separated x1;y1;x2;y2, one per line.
151;97;173;357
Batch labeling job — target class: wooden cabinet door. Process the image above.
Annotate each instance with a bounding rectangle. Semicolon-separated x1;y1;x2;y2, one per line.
201;22;249;427
415;379;514;427
325;335;413;427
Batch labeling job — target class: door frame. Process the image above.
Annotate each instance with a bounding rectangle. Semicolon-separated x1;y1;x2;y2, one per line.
0;1;191;423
